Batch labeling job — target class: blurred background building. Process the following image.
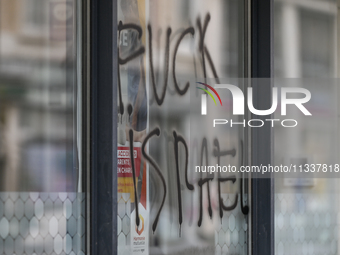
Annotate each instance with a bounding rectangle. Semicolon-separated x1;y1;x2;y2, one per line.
0;0;85;254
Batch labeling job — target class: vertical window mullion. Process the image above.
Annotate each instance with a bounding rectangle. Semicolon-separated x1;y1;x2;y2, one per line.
251;0;274;254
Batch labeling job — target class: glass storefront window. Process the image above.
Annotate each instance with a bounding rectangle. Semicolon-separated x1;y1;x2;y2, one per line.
0;0;85;254
117;0;250;254
274;0;340;254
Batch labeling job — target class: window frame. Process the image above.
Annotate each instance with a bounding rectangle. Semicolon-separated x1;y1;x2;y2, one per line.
89;0;275;254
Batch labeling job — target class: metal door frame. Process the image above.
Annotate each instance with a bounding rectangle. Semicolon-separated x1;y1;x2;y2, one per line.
89;0;274;254
90;0;117;254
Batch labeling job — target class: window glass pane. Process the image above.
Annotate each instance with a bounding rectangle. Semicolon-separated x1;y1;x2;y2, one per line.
274;0;340;254
117;0;249;254
0;0;85;254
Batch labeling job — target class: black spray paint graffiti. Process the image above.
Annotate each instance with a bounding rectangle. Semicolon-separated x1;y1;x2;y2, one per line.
148;25;171;105
119;13;249;233
127;104;141;227
172;27;195;95
118;13;218;108
118;21;145;114
213;139;238;220
141;128;166;233
140;130;249;233
197;138;213;227
173;131;188;234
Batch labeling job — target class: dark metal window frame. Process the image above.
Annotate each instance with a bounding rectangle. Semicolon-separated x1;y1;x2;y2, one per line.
89;0;274;254
90;0;117;254
251;0;274;255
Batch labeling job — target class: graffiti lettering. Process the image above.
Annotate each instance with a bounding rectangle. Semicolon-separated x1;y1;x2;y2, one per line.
120;12;249;234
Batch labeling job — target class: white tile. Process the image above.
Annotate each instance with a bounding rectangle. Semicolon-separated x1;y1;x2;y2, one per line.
29;217;39;238
0;218;9;238
34;199;44;220
49;217;59;237
54;234;63;254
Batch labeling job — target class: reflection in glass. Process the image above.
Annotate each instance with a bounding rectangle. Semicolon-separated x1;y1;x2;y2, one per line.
0;0;85;254
117;0;249;254
274;0;340;254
